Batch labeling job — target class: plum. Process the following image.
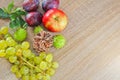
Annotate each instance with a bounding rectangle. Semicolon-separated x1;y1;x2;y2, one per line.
42;0;59;12
25;12;43;26
23;0;39;12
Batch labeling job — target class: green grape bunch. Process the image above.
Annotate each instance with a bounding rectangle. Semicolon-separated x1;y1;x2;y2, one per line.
0;27;59;80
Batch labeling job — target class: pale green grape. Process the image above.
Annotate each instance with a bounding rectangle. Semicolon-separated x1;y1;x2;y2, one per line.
15;71;22;78
20;66;29;75
0;40;7;49
28;60;35;65
47;62;52;68
0;50;6;57
39;52;46;60
16;49;22;57
4;33;11;39
43;74;51;80
22;50;32;58
9;56;17;63
45;53;53;62
46;74;51;80
30;74;37;80
30;53;35;59
52;62;59;69
15;44;21;50
40;61;47;70
6;37;16;47
11;65;18;73
34;65;42;73
0;26;8;35
22;75;29;80
36;73;43;79
14;60;20;65
34;56;42;65
21;41;30;50
46;68;55;76
6;47;16;56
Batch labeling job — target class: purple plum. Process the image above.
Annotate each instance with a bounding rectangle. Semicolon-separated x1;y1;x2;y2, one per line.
25;12;43;26
42;0;59;12
23;0;39;12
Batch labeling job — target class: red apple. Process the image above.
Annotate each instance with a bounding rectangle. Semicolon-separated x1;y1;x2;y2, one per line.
42;8;68;32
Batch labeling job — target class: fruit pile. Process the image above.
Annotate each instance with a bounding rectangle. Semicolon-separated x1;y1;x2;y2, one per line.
23;0;68;32
0;0;68;80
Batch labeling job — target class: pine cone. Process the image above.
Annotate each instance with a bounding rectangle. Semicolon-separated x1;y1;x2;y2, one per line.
33;31;53;53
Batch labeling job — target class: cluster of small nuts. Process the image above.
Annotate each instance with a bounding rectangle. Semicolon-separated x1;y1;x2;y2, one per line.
33;31;53;53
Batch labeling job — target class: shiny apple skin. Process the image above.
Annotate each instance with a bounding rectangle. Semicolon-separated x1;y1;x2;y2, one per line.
42;9;68;32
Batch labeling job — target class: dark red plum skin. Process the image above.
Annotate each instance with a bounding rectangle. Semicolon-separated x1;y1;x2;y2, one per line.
23;0;39;12
42;0;59;12
25;12;43;26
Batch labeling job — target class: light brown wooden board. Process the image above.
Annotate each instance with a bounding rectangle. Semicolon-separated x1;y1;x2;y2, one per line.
1;0;120;80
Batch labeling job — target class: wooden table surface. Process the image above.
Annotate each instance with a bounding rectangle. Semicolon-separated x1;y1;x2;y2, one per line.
0;0;120;80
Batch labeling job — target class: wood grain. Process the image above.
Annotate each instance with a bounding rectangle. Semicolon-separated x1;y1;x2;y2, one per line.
0;0;120;80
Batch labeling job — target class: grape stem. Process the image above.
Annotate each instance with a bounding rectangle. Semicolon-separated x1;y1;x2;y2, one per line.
20;56;44;74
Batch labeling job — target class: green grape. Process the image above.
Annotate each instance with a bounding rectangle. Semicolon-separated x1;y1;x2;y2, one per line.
34;65;42;73
53;35;66;49
22;50;32;58
34;26;43;34
6;37;16;47
0;26;8;35
47;62;52;68
46;68;55;76
9;56;17;63
21;41;30;50
40;61;47;70
4;33;11;39
6;47;16;56
22;75;29;80
0;40;7;49
13;28;27;42
11;65;18;73
16;49;22;57
15;44;21;50
34;56;42;65
28;60;35;65
43;74;51;80
30;53;35;59
45;53;53;62
30;74;37;80
52;62;59;69
15;71;22;78
14;60;20;65
20;66;29;75
39;52;46;60
0;50;6;57
36;73;43;79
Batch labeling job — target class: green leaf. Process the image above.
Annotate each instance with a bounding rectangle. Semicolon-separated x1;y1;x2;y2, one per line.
10;18;21;28
7;1;14;13
18;17;26;27
16;10;27;16
0;8;9;18
10;13;18;21
9;17;27;29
